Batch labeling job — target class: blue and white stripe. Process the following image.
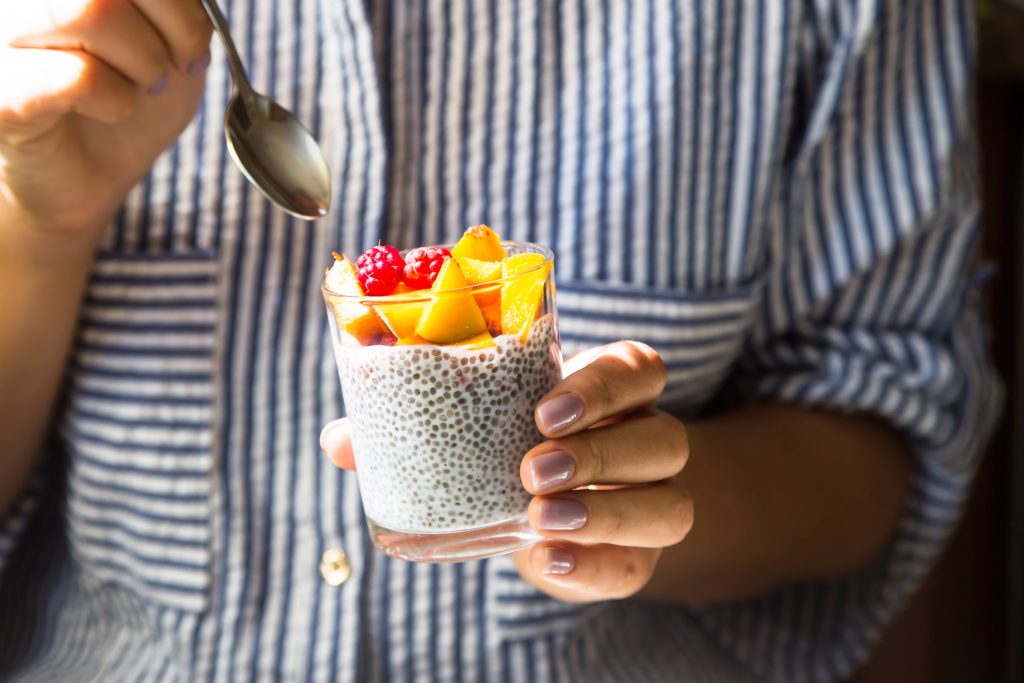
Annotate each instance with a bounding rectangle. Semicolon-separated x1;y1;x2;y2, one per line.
62;253;219;614
0;1;998;682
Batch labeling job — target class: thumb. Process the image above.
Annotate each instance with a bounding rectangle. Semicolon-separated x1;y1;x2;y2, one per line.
320;418;356;471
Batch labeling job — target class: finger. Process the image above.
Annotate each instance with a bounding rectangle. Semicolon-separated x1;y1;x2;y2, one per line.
0;48;135;127
513;543;661;602
131;0;213;73
521;410;689;494
11;0;173;92
320;418;355;470
527;483;693;548
534;341;666;437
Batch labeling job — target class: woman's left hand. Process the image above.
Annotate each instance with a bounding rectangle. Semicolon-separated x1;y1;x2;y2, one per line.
511;341;693;603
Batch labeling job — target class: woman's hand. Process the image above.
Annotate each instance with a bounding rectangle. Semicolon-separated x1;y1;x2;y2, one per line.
0;0;213;239
321;340;694;603
511;341;693;602
0;1;214;521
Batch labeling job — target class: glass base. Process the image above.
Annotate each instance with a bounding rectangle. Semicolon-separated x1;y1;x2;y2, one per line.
368;514;540;563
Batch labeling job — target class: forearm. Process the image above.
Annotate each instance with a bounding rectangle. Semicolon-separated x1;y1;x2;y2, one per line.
640;403;913;605
0;214;100;520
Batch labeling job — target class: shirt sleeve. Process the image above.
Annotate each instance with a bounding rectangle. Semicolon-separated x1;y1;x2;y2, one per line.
690;1;1002;681
0;470;47;579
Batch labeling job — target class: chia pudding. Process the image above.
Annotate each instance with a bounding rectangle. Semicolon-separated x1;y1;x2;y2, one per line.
335;314;561;533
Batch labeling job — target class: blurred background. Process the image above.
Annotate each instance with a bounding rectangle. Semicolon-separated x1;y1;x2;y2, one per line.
844;2;1024;681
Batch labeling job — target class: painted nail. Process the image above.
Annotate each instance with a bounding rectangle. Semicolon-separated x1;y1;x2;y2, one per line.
188;49;212;78
537;498;588;531
537;393;584;433
147;71;170;96
543;547;575;575
529;450;575;493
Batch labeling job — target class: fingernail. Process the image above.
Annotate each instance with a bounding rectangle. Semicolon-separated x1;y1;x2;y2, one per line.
537;498;588;531
543;547;575;575
319;421;344;451
537;393;584;433
188;50;212;78
147;71;170;96
529;450;575;493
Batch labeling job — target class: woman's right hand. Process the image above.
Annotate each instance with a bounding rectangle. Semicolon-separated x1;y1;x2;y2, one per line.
0;0;214;240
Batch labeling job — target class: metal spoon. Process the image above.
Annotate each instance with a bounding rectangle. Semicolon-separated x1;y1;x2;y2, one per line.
199;0;332;220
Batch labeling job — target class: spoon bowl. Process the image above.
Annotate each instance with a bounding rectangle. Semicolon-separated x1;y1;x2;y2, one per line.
200;0;332;220
224;93;332;219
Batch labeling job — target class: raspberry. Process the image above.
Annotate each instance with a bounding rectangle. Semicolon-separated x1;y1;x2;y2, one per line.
356;245;405;296
402;247;452;290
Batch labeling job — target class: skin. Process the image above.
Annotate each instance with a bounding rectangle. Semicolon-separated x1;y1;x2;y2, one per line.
0;0;213;520
322;341;912;604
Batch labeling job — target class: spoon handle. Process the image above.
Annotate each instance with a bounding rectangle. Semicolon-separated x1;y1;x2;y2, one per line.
198;0;254;94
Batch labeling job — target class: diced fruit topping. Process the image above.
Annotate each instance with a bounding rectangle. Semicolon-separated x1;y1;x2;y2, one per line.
343;315;391;346
324;254;361;296
455;255;504;334
502;252;548;274
415;258;488;344
500;253;549;339
328;226;552;347
395;331;495;349
403;246;452;290
325;256;390;345
375;296;429;340
396;334;428;346
454;255;503;284
451;331;496;350
475;284;502;335
451;225;507;262
356;244;405;296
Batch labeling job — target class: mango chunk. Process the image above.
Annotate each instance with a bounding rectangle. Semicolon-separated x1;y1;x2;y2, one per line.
500;253;550;339
475;285;502;334
375;296;428;340
324;256;389;345
450;331;496;350
451;225;507;262
455;255;503;283
455;255;503;333
396;334;429;346
415;258;488;344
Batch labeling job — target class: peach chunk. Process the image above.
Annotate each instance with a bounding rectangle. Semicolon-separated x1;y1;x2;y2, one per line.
450;225;507;262
455;255;504;333
454;255;503;283
500;253;550;339
396;334;428;346
375;289;429;340
474;285;502;334
324;256;389;345
414;257;488;344
450;331;496;350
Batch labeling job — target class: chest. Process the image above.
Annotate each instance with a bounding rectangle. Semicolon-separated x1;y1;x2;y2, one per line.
61;0;801;618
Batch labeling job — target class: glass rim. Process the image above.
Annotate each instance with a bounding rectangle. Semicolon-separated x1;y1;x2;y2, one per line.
321;240;554;302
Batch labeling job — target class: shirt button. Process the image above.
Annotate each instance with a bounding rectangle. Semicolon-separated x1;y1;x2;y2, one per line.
319;548;351;587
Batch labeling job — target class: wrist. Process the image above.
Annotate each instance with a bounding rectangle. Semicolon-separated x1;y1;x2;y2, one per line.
0;199;109;273
639;405;912;606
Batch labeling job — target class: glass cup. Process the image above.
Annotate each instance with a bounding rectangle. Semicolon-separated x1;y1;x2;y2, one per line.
322;242;561;562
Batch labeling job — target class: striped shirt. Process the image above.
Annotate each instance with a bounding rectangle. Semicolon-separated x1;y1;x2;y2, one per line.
0;0;1000;681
